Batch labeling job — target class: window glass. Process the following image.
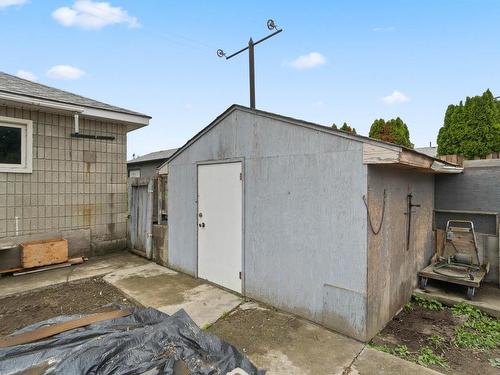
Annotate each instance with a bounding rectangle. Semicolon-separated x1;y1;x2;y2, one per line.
129;169;140;178
0;125;22;164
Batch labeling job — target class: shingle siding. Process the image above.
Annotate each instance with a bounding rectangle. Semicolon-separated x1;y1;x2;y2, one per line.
0;104;128;255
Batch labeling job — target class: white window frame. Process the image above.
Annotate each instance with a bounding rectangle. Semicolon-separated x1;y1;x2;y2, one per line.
0;116;33;173
129;169;141;178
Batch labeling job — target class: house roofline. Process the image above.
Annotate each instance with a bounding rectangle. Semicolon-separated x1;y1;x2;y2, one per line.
0;92;150;131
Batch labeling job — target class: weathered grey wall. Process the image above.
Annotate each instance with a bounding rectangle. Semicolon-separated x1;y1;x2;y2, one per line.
168;109;369;340
0;105;128;258
366;166;434;339
127;159;166;180
435;160;500;216
435;159;500;283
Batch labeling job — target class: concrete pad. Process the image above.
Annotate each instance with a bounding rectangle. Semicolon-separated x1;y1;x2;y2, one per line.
0;252;149;298
350;347;443;375
104;264;242;328
208;303;364;375
414;281;500;318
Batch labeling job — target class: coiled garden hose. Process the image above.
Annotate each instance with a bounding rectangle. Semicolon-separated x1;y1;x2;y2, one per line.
432;261;480;280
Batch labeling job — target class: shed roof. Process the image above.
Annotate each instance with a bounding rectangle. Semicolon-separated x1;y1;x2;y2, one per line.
128;148;178;164
415;146;438;157
163;105;462;174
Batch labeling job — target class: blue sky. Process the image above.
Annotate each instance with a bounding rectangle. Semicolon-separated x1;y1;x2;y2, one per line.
1;0;499;158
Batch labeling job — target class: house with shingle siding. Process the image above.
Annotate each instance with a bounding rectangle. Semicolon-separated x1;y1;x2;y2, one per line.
0;72;150;266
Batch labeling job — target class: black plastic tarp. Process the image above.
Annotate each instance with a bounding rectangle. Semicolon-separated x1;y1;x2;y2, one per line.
0;307;264;375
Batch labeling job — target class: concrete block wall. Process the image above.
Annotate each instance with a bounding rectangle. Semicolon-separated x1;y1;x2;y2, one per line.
0;105;128;256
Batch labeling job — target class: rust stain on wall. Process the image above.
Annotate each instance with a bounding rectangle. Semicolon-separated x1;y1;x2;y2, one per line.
82;204;93;227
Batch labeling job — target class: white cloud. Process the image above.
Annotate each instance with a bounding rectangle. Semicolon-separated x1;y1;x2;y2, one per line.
0;0;28;9
16;70;37;81
52;0;140;30
46;65;85;80
373;26;396;32
288;52;326;70
381;90;410;104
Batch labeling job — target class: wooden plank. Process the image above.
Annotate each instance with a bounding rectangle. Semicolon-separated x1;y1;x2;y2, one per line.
21;238;68;268
0;309;131;348
436;229;445;257
419;264;485;288
399;150;433;169
13;262;71;276
2;257;83;276
362;143;399;164
0;266;23;274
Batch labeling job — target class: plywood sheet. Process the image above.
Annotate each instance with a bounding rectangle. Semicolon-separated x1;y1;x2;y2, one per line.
21;238;68;268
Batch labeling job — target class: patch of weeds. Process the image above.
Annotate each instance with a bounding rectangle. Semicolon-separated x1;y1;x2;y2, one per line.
368;342;393;354
452;302;482;319
452;303;500;350
201;323;212;330
404;301;414;311
368;343;409;359
417;346;449;368
428;334;445;348
489;358;500;368
413;295;444;311
393;344;410;358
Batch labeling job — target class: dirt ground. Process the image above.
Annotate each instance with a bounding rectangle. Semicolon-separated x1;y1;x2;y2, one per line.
371;300;500;375
0;277;137;336
208;305;301;356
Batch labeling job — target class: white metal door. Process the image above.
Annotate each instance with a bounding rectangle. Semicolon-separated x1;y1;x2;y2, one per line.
197;162;242;293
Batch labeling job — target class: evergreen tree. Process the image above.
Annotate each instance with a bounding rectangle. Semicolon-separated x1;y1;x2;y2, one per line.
437;89;500;158
340;122;357;134
369;117;413;148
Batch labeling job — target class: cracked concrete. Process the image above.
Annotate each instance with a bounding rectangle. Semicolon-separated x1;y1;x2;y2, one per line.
103;262;242;328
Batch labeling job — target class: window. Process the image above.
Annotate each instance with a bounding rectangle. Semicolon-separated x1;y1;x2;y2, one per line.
129;169;140;178
0;116;33;173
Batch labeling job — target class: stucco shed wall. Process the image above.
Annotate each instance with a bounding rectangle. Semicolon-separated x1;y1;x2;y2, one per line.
366;166;435;339
168;109;369;340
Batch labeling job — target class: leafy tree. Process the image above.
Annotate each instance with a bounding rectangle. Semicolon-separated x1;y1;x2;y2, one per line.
369;117;413;148
331;123;338;129
437;89;500;158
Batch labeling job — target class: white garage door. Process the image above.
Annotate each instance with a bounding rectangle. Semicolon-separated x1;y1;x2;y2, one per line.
197;162;242;293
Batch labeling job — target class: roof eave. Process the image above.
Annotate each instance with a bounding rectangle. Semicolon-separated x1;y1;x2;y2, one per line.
0;92;150;131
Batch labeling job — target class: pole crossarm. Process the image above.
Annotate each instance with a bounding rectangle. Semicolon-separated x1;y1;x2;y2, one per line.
225;28;283;60
217;19;283;109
